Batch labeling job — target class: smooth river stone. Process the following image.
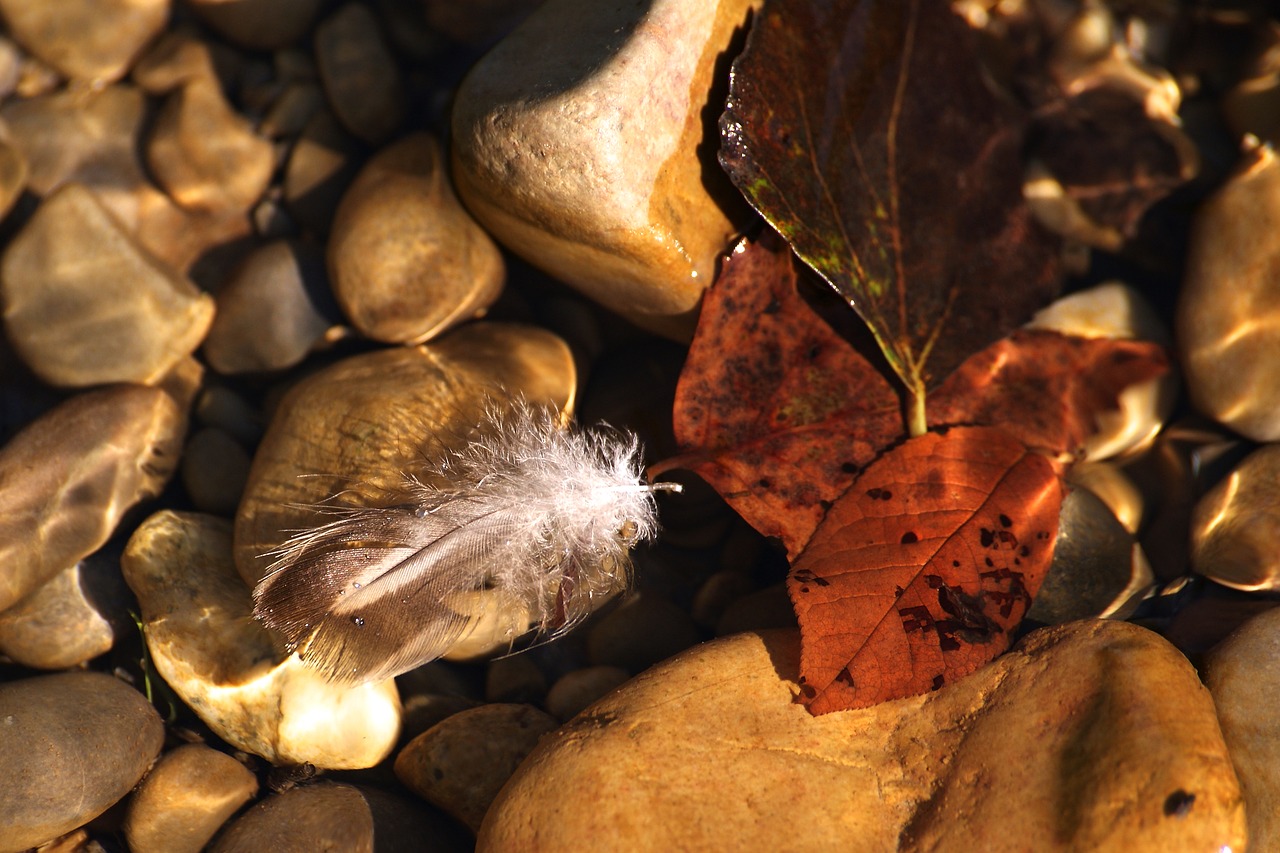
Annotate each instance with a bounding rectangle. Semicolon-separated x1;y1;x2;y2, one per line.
121;511;402;770
1;183;216;387
283;107;362;234
204;239;339;374
1189;443;1280;591
123;743;259;853
0;0;168;83
0;84;250;274
1026;282;1175;460
131;28;221;94
180;426;252;516
1025;485;1152;625
1;84;151;219
0;385;182;612
479;624;1244;851
314;3;405;145
0;671;164;852
0;136;26;222
211;782;469;853
586;592;701;672
1179;142;1280;441
395;703;559;832
0;553;129;669
328;133;504;344
233;322;575;586
1204;606;1280;850
187;0;324;51
452;0;758;339
146;75;275;214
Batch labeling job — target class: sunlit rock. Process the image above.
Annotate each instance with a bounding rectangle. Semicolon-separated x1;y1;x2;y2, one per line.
123;744;259;853
1190;443;1280;591
0;385;182;612
452;0;758;338
122;511;402;770
480;625;1244;850
1179;142;1280;441
1;183;215;387
328;133;504;344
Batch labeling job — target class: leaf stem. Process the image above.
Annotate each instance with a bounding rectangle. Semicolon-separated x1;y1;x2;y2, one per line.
906;381;928;438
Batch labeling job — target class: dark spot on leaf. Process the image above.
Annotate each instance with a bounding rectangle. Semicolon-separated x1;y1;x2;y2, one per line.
985;557;994;567
999;513;1012;528
1163;790;1195;818
925;575;944;589
758;478;772;489
763;297;781;314
1020;545;1030;557
931;674;945;690
835;667;856;687
842;461;858;474
808;344;822;360
901;531;919;544
819;499;833;511
894;585;905;598
900;606;933;633
799;683;817;699
952;560;961;568
980;528;995;548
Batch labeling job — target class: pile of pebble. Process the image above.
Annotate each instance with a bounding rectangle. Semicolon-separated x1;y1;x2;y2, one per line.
0;0;1278;850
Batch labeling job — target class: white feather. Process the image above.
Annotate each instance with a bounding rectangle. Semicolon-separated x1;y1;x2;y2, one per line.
252;401;679;684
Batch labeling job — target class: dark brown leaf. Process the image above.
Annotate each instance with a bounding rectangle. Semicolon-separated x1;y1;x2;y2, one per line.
720;0;1061;424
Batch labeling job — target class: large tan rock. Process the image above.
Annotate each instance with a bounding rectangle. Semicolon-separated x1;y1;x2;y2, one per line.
452;0;758;339
480;624;1244;851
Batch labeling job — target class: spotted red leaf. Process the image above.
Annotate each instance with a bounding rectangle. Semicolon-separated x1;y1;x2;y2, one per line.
790;426;1063;713
663;232;900;555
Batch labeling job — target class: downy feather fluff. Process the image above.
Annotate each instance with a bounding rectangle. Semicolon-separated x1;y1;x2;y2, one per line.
252;402;677;684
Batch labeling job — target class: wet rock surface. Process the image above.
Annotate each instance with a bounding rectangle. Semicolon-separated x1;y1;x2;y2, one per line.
451;0;758;338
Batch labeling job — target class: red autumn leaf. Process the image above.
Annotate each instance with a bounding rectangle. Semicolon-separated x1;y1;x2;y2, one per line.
929;328;1170;456
668;235;1168;713
658;231;900;556
789;426;1064;713
669;235;1168;557
720;0;1061;432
